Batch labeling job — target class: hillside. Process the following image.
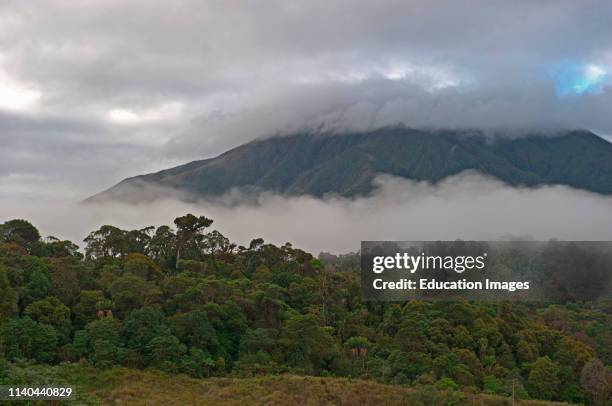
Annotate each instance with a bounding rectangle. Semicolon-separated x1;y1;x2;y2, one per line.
1;216;610;404
88;127;612;203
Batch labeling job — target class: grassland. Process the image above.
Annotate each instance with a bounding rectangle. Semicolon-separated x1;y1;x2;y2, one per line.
5;362;573;405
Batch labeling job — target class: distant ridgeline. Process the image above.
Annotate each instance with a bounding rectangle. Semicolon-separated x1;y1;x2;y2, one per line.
87;127;612;203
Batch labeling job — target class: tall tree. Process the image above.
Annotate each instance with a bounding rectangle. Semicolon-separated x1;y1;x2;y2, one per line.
173;214;213;268
148;225;176;270
0;219;40;251
83;225;127;259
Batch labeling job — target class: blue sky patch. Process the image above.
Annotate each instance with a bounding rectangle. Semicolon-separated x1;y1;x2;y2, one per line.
553;63;607;96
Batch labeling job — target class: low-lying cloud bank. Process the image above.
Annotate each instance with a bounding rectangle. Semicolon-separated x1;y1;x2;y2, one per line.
2;173;611;254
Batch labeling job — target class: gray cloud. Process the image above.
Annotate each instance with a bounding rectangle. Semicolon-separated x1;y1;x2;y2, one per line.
1;1;612;245
2;173;611;254
168;80;612;159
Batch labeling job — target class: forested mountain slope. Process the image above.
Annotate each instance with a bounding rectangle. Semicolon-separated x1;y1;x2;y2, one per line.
89;128;612;203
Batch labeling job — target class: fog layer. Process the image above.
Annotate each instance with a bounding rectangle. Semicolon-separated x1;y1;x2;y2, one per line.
2;173;610;254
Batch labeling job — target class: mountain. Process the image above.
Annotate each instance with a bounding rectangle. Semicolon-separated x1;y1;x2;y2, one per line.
88;127;612;203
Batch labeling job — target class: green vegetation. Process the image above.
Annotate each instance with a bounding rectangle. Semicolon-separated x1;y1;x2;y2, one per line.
0;216;611;404
1;362;574;405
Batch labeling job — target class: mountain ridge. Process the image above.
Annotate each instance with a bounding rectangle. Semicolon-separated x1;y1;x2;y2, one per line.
87;127;612;203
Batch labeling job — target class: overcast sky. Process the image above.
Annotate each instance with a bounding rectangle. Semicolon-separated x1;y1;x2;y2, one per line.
1;1;612;247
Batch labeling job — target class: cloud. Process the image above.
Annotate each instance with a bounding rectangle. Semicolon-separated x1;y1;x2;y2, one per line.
107;102;184;125
166;78;612;160
0;74;40;111
2;173;611;254
1;0;612;226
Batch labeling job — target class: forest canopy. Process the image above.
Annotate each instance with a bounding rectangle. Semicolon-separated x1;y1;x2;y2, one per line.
0;216;610;404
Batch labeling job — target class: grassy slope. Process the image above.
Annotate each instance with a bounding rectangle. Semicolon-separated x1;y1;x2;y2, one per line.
10;362;572;406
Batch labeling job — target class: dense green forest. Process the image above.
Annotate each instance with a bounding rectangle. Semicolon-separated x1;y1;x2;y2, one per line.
0;216;610;404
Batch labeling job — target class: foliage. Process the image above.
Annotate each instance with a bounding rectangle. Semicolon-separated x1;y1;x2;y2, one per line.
0;362;572;406
0;216;610;404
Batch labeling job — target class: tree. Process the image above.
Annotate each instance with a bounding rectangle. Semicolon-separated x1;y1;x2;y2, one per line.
483;375;499;394
429;318;452;345
24;296;71;339
85;318;122;346
48;258;84;306
23;258;51;305
0;219;40;250
433;352;461;379
91;339;120;368
580;358;609;405
123;227;154;255
239;328;275;358
122;306;170;363
202;230;236;256
389;350;430;382
516;330;539;364
201;301;247;361
452;325;474;349
123;253;161;280
180;348;216;378
148;225;176;270
528;356;560;400
394;313;429;353
556;336;595;380
78;225;150;262
147;333;186;372
169;309;219;355
174;214;213;268
435;377;459;391
0;266;17;323
345;336;370;354
30;236;81;258
279;313;335;372
73;290;106;326
0;317;58;363
345;336;371;374
453;348;483;387
108;275;159;318
77;318;123;368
